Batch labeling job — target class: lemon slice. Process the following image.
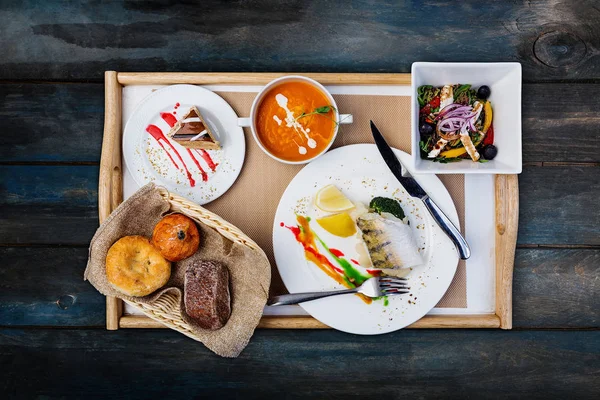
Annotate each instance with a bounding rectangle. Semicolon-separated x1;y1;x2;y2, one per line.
314;184;355;212
316;213;357;237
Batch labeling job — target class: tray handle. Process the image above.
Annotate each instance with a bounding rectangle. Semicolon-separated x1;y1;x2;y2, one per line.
99;71;123;330
495;175;519;329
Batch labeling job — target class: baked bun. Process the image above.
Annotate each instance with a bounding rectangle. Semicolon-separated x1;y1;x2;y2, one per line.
106;235;171;297
151;213;200;262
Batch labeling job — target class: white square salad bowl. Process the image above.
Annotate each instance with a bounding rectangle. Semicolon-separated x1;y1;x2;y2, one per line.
411;62;522;174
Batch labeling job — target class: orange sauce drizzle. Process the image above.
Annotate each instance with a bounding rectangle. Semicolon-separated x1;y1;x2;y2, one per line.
284;215;371;304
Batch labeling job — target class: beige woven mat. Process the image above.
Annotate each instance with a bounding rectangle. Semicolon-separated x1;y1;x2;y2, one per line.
205;92;466;308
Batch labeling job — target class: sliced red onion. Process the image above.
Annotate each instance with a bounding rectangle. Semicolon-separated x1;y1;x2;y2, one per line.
440;117;465;125
440;120;464;132
439;125;457;133
469;119;477;131
435;104;469;119
440;126;458;132
438;103;463;112
442;111;465;119
441;108;473;120
435;103;483;139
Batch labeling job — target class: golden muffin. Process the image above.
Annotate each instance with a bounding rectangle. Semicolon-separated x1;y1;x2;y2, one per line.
106;235;171;297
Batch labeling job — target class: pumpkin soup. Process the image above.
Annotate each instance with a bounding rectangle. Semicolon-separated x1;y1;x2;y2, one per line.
256;81;337;162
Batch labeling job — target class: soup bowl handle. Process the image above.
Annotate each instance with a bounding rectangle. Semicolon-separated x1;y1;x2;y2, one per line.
237;117;252;127
339;114;353;124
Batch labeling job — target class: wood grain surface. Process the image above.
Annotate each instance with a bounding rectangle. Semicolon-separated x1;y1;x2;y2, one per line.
1;246;597;329
1;0;599;397
117;72;412;86
1;0;599;82
495;175;519;329
2;83;599;163
0;329;598;399
2;165;598;246
123;314;503;330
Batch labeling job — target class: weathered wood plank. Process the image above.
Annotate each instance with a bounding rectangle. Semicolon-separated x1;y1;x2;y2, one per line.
0;329;598;398
0;247;105;327
517;165;600;245
2;82;599;163
1;0;599;82
1;246;596;329
513;248;599;328
0;83;104;162
522;84;600;163
0;165;99;244
2;164;598;245
0;205;98;245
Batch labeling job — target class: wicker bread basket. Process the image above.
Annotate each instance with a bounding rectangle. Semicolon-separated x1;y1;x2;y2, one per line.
123;186;269;342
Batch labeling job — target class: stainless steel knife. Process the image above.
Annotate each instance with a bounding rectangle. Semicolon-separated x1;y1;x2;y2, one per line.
370;121;471;260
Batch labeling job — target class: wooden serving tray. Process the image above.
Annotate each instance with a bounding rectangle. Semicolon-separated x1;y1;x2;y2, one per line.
100;71;518;330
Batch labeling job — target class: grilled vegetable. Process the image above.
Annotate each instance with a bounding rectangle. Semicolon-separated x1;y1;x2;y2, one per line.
482;101;493;133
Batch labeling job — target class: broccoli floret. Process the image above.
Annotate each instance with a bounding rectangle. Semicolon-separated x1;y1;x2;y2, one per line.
369;197;405;220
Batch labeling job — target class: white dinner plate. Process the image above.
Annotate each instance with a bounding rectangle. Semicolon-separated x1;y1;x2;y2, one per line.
123;85;245;204
272;144;460;334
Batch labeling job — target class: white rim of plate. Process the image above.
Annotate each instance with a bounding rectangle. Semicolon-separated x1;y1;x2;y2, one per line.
122;84;245;205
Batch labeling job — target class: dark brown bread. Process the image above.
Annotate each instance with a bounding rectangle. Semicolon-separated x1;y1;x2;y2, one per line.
184;260;231;330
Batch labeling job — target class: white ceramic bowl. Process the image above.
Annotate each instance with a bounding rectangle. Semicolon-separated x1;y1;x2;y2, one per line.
238;75;353;165
411;62;522;174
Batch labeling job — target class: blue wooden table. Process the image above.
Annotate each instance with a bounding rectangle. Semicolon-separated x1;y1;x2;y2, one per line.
0;1;598;398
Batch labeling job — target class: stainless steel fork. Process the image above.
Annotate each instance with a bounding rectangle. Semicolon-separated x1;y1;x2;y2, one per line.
267;276;409;306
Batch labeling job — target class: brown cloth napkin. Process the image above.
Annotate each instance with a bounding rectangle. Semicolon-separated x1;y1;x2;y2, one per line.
85;183;271;358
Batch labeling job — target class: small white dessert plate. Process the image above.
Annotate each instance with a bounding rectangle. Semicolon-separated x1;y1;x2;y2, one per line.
123;84;245;204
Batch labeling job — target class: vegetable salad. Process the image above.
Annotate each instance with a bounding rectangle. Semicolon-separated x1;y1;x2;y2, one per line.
418;84;496;163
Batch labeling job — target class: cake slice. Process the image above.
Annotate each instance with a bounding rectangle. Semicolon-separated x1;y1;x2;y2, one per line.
167;106;221;150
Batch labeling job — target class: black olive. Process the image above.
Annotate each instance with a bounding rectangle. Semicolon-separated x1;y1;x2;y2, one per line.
477;85;491;100
177;230;186;240
482;144;498;160
419;123;434;136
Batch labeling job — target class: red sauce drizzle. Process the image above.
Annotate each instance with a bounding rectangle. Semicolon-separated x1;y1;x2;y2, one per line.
160;112;178;128
146;124;195;187
284;224;301;238
196;149;218;172
186;149;208;182
350;259;360;265
329;248;344;258
175;102;180;108
282;216;371;304
366;269;381;276
279;222;285;227
146;125;179;168
304;246;344;274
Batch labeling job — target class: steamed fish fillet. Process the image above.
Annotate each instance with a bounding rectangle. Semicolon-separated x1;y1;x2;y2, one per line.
356;212;424;272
